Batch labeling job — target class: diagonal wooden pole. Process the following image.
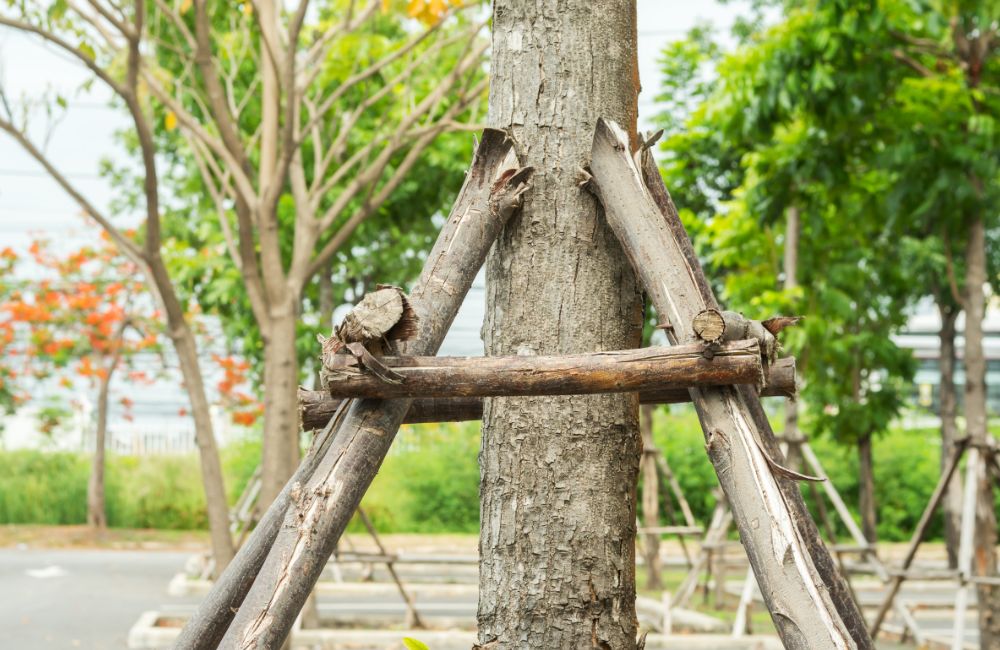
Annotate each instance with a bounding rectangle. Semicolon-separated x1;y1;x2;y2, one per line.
204;131;532;650
868;437;969;637
173;399;350;649
589;118;871;650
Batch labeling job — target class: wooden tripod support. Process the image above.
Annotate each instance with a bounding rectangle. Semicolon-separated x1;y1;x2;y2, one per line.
869;437;1000;649
177;124;868;650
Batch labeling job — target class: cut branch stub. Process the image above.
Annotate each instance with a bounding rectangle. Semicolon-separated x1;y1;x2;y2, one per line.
337;286;418;346
319;285;418;377
692;309;796;367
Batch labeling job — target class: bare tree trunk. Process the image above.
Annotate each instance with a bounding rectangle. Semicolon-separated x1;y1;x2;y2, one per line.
783;206;801;458
260;305;302;509
963;213;1000;648
938;301;961;568
153;257;236;574
640;404;662;590
479;2;643;647
857;433;877;544
315;262;335;390
87;367;112;529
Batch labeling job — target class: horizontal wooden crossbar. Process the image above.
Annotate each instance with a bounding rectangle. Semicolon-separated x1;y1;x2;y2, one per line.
300;351;796;430
321;339;766;399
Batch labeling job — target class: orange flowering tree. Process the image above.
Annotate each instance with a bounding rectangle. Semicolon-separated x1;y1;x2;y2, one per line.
0;233;162;528
0;246;20;415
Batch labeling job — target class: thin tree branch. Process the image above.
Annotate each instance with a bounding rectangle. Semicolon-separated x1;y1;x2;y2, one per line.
302;75;487;282
0;117;144;267
0;15;129;97
892;48;934;77
152;0;196;50
313;38;487;234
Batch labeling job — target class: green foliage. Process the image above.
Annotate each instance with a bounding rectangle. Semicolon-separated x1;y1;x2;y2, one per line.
647;405;968;543
0;440;261;529
0;416;995;542
360;422;481;533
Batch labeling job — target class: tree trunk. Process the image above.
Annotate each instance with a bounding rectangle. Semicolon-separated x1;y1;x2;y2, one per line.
938;301;961;568
479;3;643;648
260;305;302;510
963;213;1000;648
151;255;236;574
857;433;877;544
783;206;801;462
315;262;335;390
87;367;112;530
640;404;662;590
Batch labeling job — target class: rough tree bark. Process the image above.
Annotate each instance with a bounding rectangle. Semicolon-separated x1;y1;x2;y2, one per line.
590;118;871;649
208;130;532;650
937;300;961;568
479;2;644;647
963;212;1000;647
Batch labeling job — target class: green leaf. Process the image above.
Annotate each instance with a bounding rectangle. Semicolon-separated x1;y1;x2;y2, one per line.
78;42;96;61
402;639;430;650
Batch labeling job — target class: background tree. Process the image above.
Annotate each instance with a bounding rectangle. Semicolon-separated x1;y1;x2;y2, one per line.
119;0;484;505
657;1;1000;642
0;1;236;571
0;233;162;528
656;8;914;543
0;0;485;554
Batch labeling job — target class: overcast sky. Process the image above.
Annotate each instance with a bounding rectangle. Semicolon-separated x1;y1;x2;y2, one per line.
0;1;751;257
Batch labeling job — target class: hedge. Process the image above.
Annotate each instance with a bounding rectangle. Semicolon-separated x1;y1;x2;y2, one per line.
0;408;982;542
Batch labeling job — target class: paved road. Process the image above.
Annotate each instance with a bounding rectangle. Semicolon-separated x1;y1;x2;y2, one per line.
0;548;199;650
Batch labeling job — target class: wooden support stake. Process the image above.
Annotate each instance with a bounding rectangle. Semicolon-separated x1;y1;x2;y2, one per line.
322;339;764;398
176;130;532;650
299;356;796;430
589;118;870;650
868;438;969;636
953;445;980;650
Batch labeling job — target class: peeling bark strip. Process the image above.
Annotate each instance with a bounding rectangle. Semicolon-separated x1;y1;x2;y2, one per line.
300;356;797;429
211;130;532;650
589;118;871;650
323;340;764;398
